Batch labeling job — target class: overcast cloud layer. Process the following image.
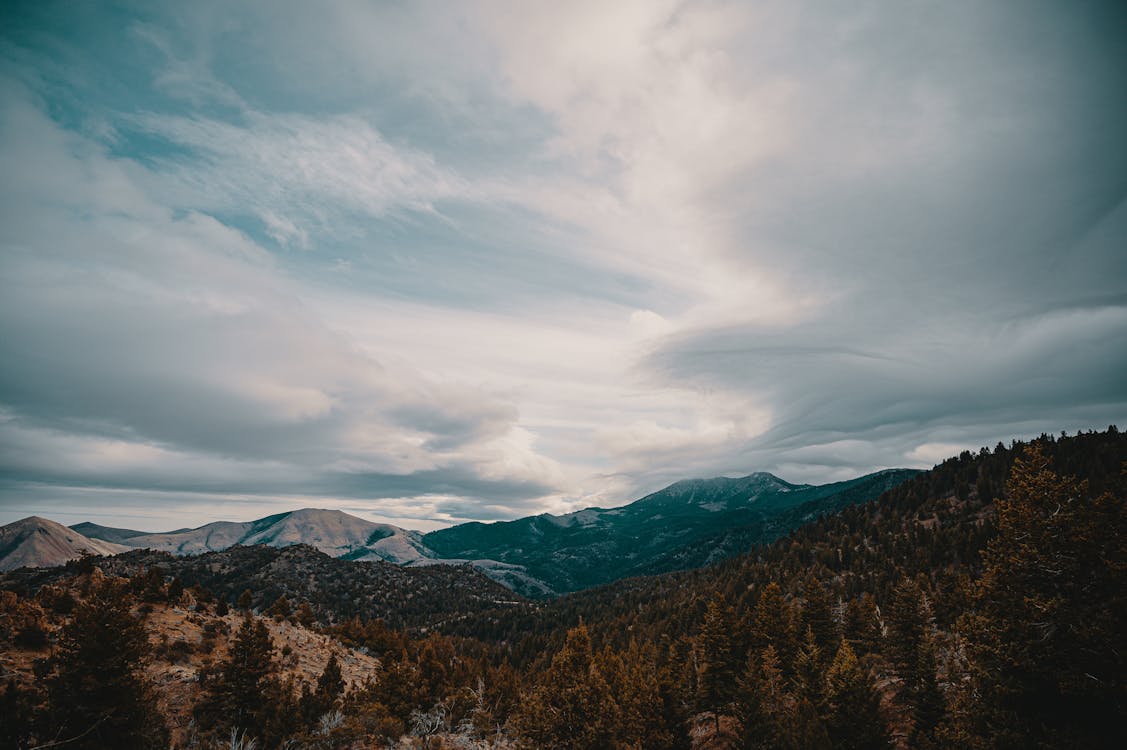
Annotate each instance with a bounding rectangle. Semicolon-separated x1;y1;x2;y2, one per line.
1;0;1125;531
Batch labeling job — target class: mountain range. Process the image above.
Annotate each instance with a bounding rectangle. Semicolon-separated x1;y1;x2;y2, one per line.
423;468;917;592
0;516;129;571
1;468;917;595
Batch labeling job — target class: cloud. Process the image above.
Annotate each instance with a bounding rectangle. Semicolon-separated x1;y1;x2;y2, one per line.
127;110;469;244
2;0;1125;528
0;81;566;521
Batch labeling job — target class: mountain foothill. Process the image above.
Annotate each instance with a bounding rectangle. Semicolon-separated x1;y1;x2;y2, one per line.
1;428;1124;749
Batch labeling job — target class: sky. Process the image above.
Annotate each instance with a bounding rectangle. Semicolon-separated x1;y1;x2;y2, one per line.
1;0;1125;532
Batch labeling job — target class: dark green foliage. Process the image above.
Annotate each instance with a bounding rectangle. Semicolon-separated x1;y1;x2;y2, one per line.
46;577;168;750
132;565;166;602
424;470;918;595
597;641;690;750
295;600;316;627
842;594;881;656
910;635;945;748
197;613;278;740
884;575;945;742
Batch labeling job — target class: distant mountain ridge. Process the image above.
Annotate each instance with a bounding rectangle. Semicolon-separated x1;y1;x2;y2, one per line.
93;508;436;564
0;516;130;571
1;467;918;595
422;468;918;593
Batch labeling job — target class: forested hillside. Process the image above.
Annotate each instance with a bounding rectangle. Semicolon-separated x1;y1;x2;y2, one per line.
1;429;1124;749
423;469;917;594
0;543;521;631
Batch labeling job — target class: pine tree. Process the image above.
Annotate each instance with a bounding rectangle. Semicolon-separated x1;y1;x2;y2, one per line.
268;594;291;619
301;652;346;725
295;601;316;628
514;622;618;750
603;640;690;750
792;626;825;712
961;445;1127;749
46;578;168;750
909;634;945;749
802;578;837;655
203;614;278;740
843;594;881;656
750;583;796;669
737;646;792;750
237;589;254;613
697;595;737;732
823;641;889;750
884;577;925;692
259;673;302;746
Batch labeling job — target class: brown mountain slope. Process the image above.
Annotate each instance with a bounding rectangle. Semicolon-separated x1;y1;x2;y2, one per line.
0;516;129;571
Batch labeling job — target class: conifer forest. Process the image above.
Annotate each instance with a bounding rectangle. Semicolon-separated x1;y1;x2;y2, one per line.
2;429;1125;749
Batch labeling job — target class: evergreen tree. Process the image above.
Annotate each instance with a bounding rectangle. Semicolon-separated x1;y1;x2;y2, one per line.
909;634;945;749
697;595;737;731
602;640;690;750
823;641;889;750
301;652;346;725
790;695;831;750
201;614;278;740
167;576;184;604
802;577;837;655
962;445;1127;749
514;622;618;750
750;583;796;669
884;577;925;692
46;577;168;750
737;646;793;750
268;594;291;619
295;601;316;628
843;594;881;656
792;626;825;711
237;589;254;613
259;673;302;746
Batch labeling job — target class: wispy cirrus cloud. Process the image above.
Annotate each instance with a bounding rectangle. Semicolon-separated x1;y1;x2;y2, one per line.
1;0;1125;528
128;110;469;246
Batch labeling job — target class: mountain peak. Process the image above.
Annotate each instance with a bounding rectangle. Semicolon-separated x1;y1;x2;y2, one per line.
0;516;129;571
70;507;436;567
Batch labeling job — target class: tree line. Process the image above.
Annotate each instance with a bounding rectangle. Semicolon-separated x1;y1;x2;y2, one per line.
1;428;1124;748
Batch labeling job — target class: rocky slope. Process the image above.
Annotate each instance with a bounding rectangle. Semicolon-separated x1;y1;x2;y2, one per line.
65;470;918;596
0;543;525;630
0;569;381;748
94;508;435;564
0;516;129;571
